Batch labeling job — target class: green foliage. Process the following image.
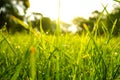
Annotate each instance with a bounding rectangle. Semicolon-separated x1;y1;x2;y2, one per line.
42;17;52;32
0;21;120;79
0;0;30;33
72;4;120;36
114;0;120;2
27;12;54;34
0;1;120;80
72;17;87;28
30;16;52;33
106;4;120;36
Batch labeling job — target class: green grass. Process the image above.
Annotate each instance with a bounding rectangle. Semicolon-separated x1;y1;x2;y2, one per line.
0;30;120;80
0;4;120;80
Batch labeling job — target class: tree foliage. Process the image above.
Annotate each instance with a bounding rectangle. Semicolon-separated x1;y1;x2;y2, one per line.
106;3;120;36
0;0;30;33
27;12;52;33
0;0;53;34
72;2;120;36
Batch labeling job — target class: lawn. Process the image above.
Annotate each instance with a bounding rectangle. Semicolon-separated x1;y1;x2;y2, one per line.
0;30;120;80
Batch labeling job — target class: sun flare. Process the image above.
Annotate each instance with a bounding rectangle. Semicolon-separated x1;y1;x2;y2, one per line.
29;0;114;23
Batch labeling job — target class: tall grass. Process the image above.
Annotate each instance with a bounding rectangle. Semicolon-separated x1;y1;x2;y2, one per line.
0;27;120;80
0;4;120;80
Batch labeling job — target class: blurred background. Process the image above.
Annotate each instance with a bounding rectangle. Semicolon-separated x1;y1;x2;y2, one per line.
0;0;120;35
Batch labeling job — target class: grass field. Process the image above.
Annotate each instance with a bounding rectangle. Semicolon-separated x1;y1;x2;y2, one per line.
0;28;120;80
1;0;120;79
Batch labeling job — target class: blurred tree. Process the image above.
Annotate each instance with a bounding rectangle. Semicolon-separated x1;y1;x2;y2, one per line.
72;16;95;33
0;0;30;33
114;0;120;3
28;13;52;34
72;1;120;36
106;3;120;36
72;17;86;27
42;17;52;33
72;10;106;35
89;10;106;35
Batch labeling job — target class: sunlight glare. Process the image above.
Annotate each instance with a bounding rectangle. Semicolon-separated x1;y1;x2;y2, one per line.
29;0;58;20
29;0;114;23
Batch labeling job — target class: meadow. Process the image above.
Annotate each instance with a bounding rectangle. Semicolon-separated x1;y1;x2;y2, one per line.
0;26;120;80
1;0;120;79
